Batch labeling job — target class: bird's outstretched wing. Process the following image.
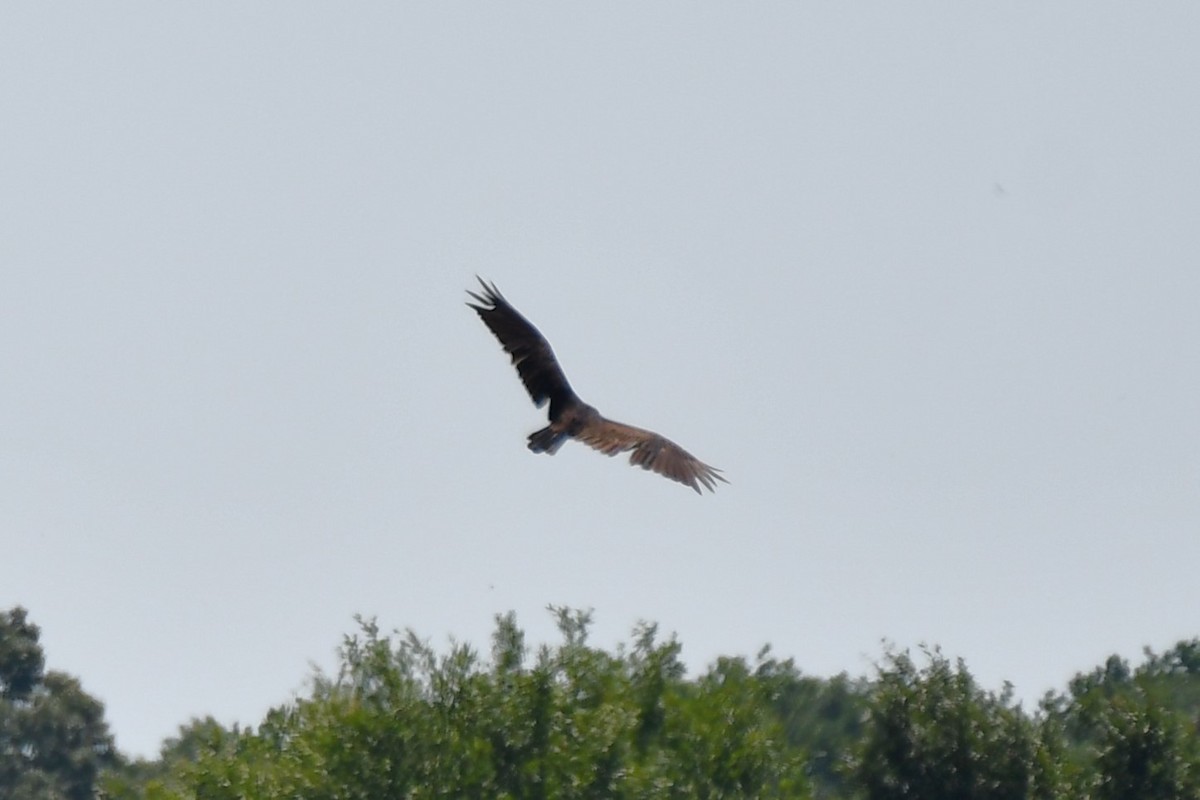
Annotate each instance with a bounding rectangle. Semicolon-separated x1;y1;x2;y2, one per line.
573;415;729;494
468;277;728;493
466;277;576;409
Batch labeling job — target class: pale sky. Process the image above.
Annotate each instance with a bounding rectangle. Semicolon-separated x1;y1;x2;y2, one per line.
3;4;1198;758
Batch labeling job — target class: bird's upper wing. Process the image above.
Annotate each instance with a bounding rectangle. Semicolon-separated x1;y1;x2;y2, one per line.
574;415;728;494
467;277;576;408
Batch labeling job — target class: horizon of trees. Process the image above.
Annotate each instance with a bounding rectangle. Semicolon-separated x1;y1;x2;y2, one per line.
4;604;1199;799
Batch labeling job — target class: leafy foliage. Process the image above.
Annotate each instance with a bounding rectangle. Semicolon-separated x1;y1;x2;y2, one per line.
1091;685;1200;800
142;607;808;799
853;646;1047;800
0;606;118;800
1052;640;1200;800
0;603;1190;800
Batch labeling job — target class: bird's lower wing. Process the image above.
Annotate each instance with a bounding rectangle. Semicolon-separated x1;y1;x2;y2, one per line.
574;417;728;494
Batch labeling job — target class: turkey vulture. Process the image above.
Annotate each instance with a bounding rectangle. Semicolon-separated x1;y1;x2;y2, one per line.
467;277;728;494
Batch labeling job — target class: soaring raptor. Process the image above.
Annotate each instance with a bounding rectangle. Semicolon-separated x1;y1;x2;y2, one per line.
467;278;727;494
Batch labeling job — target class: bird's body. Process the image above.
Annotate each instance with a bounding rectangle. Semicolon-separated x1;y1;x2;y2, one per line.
467;278;727;494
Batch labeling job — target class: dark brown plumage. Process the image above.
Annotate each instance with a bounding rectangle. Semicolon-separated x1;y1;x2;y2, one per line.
467;277;728;494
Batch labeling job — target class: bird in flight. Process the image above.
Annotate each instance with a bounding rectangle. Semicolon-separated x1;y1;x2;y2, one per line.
467;277;728;494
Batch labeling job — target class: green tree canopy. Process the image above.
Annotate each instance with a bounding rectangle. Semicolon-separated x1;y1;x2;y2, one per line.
0;606;118;800
150;607;809;799
72;612;1200;800
853;646;1051;800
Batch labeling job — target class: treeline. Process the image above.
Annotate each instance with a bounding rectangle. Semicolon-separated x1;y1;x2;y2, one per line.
4;606;1200;799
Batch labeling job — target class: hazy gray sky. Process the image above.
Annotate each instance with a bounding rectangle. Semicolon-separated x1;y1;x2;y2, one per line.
3;4;1198;758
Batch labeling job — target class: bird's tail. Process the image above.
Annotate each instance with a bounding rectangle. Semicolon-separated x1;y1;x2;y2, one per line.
527;426;567;455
